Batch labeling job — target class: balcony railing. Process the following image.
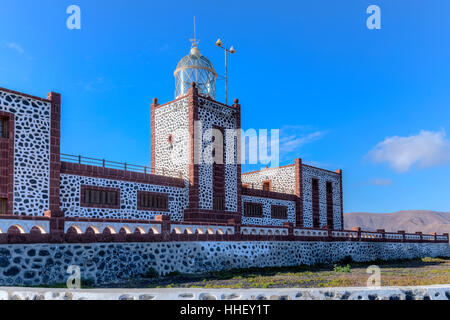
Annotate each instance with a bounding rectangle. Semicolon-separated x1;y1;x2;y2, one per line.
61;153;184;178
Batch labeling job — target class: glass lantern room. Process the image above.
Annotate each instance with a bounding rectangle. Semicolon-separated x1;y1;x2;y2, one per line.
174;45;217;99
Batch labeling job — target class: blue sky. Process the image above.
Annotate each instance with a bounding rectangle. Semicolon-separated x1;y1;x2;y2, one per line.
1;0;450;213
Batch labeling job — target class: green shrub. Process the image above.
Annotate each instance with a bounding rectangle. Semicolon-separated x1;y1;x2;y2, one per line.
333;264;351;273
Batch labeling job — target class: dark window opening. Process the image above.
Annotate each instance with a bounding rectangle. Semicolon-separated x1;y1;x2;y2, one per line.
271;205;288;219
213;196;225;211
83;188;119;206
244;202;263;217
138;192;168;211
0;198;7;215
326;181;334;229
262;181;271;191
312;178;320;228
0;117;8;139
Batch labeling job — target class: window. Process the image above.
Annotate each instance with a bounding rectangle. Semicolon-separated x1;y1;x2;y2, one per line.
271;205;288;219
242;183;250;189
326;181;334;229
262;181;271;191
312;178;320;228
81;186;120;208
137;191;168;211
0;198;7;215
244;202;263;217
0;117;8;139
213;196;225;211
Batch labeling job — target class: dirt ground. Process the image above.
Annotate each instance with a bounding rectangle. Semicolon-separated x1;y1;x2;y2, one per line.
100;257;450;289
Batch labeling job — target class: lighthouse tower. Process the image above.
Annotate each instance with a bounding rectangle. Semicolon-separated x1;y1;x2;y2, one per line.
151;43;242;223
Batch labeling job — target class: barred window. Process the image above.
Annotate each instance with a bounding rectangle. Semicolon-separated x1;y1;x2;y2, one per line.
244;202;263;217
81;186;120;208
213;196;225;211
0;117;8;139
271;205;288;219
0;198;7;215
138;192;168;211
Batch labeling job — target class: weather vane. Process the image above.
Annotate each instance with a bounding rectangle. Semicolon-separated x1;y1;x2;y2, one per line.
190;16;199;48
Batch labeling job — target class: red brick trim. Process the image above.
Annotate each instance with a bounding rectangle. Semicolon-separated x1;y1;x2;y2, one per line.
184;208;242;224
136;191;169;212
262;180;272;191
337;169;344;231
303;164;340;176
47;92;62;215
242;164;295;176
150;98;158;174
0;111;14;216
234;99;242;216
80;185;121;209
241;187;298;201
188;83;200;210
294;158;303;228
60;162;184;188
0;87;50;103
153;94;188;110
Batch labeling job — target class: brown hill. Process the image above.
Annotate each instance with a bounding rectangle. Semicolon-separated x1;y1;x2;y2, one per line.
344;210;450;235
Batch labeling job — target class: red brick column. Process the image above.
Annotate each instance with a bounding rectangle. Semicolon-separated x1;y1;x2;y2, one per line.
0;111;15;215
150;98;159;174
336;169;344;230
188;83;200;210
377;229;386;241
47;92;62;215
294;158;303;228
398;230;406;242
233;99;242;217
155;215;171;241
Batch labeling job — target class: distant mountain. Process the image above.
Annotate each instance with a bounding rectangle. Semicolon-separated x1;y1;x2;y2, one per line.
344;210;450;236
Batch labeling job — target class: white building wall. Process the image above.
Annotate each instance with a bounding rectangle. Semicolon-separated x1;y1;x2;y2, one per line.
0;89;51;216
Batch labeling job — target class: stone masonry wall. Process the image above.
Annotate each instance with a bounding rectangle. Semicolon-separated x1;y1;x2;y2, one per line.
0;241;448;286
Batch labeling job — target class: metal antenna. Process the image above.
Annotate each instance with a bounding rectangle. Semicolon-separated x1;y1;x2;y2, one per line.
190;16;199;48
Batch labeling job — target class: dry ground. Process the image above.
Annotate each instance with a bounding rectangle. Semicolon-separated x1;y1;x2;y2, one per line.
100;257;450;289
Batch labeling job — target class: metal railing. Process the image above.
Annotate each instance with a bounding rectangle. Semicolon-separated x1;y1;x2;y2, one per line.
241;184;296;195
61;153;184;178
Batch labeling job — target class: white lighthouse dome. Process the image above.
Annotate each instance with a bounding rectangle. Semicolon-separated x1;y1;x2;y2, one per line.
174;45;217;99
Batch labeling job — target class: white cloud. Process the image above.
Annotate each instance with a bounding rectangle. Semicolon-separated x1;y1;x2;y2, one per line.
279;125;325;154
367;130;450;173
8;43;24;54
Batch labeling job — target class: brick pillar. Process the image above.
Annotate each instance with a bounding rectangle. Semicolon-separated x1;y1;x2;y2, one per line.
283;222;294;241
150;98;159;174
155;215;171;241
336;169;344;230
415;231;423;242
47;92;62;216
398;230;406;242
377;229;386;241
233;99;242;216
294;158;303;228
188;83;200;210
45;210;65;242
352;227;361;241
